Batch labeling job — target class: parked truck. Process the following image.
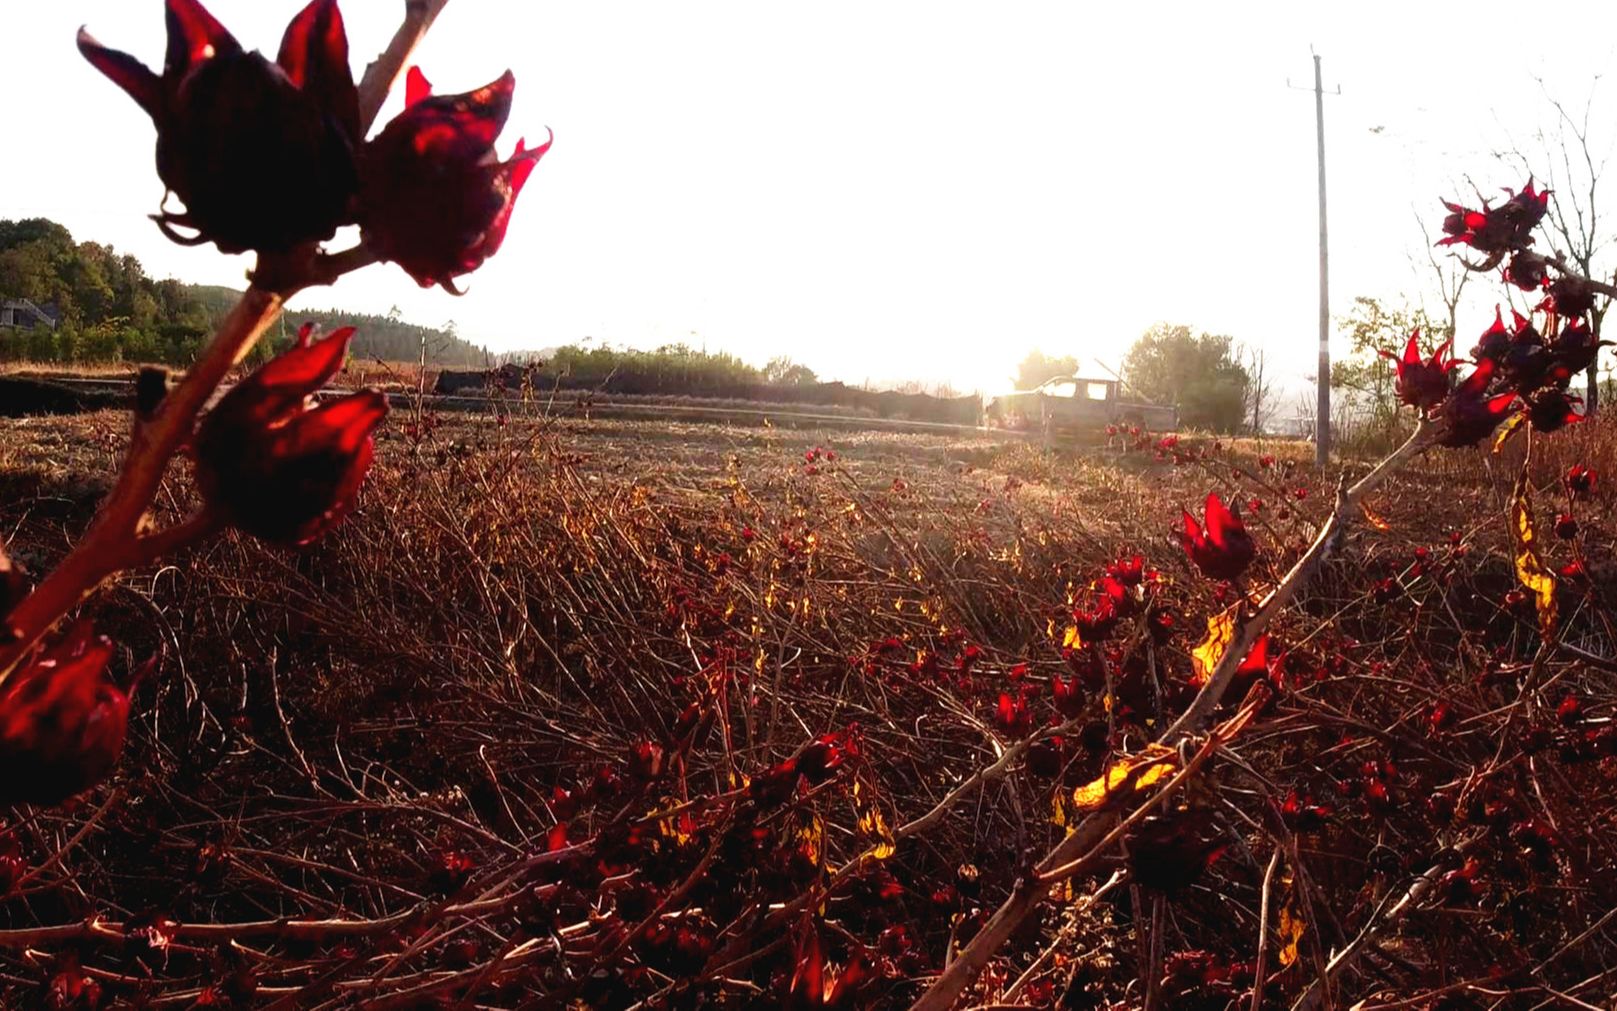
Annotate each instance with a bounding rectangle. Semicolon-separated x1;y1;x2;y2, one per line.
983;375;1176;441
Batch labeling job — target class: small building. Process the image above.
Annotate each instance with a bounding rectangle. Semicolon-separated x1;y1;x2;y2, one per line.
0;298;57;330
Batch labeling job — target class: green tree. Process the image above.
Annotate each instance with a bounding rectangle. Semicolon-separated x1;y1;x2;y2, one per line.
764;355;818;386
1331;296;1448;445
1121;324;1251;432
1013;349;1080;390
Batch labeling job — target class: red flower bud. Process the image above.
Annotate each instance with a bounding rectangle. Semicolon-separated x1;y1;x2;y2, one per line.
1541;274;1597;318
78;0;360;253
1566;465;1597;500
1180;492;1255;581
1377;328;1458;411
1436;179;1549;256
0;624;133;806
1504;250;1549;291
1434;358;1516;448
359;67;551;292
194;323;387;546
1524;389;1582;434
1545;318;1611;385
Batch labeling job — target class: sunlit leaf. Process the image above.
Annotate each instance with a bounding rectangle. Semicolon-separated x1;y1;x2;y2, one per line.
1051;788;1068;827
1359;501;1390;531
1070;744;1177;811
1510;471;1558;639
1492;410;1528;454
1190;605;1239;686
853;779;896;860
1277;884;1305;967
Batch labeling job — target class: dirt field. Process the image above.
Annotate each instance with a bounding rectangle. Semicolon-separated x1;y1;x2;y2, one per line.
1;406;1614;1008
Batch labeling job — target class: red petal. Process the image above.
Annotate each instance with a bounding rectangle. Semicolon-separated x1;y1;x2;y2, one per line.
77;29;160;114
1456;357;1496;397
288;390;388;456
508;130;554;200
1237;635;1270;674
277;0;358;137
1203;491;1241;545
1181;508;1203;547
1486;392;1518;417
164;0;238;75
1401;331;1421;366
257;326;355;395
405;65;432;107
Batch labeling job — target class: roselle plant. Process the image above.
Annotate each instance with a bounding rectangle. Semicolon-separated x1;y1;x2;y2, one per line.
912;180;1617;1010
2;3;1615;1003
0;0;547;801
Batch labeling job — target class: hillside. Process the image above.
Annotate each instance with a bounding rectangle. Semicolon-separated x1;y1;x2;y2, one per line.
0;218;487;366
187;284;489;366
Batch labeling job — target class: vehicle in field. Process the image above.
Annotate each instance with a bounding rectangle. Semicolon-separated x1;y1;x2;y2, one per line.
983;375;1177;440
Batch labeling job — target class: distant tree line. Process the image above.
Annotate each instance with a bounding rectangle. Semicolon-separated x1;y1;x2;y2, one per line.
527;343;819;395
0;218;487;367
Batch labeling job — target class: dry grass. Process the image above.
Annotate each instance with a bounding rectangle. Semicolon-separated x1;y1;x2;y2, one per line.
0;403;1614;1007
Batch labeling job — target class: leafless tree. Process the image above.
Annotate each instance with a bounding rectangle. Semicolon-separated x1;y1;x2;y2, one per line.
1239;341;1274;434
1495;79;1616;412
1412;209;1471;341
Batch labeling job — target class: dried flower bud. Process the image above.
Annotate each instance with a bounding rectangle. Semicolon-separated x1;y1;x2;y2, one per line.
79;0;360;252
1180;492;1255;581
194;323;387;546
359;67;551;292
0;624;134;806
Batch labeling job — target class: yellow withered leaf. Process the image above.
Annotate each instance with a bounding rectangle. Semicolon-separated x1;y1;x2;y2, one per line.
1510;472;1558;639
1070;744;1177;811
1493;410;1528;454
1359;500;1390;531
1277;894;1305;967
1190;605;1239;686
853;779;897;860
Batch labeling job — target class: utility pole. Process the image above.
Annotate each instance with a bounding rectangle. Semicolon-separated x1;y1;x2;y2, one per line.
1309;53;1336;467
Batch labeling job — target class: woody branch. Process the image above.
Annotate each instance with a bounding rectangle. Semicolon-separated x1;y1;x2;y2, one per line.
0;0;448;681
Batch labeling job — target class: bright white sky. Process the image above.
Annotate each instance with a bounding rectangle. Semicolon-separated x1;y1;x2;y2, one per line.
6;1;1617;397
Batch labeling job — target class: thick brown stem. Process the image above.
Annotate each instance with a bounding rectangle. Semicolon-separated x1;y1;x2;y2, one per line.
0;289;284;677
0;0;455;675
357;0;453;131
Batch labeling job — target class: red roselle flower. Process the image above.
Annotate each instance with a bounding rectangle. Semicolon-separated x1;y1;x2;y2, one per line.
1566;465;1597;500
1504;250;1549;292
1541;275;1597;318
1523;389;1582;434
1469;307;1510;363
1180;492;1256;582
1434;359;1517;448
359;67;552;292
1438;179;1550;257
79;0;360;253
1546;318;1611;384
1106;554;1146;586
0;625;136;806
995;691;1033;736
1378;329;1457;411
194;323;387;546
